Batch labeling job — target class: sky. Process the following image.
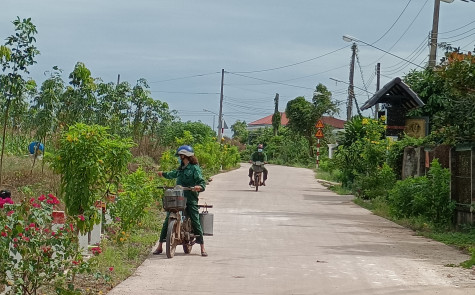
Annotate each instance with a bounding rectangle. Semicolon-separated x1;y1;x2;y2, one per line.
1;0;475;137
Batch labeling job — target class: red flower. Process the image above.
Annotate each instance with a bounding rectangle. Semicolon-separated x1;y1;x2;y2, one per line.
13;238;18;242
22;236;30;242
72;260;79;265
69;223;74;232
91;246;102;256
1;232;6;237
78;215;85;221
32;203;41;208
7;210;14;216
47;194;60;205
44;228;50;234
109;267;114;272
29;223;36;228
38;195;46;201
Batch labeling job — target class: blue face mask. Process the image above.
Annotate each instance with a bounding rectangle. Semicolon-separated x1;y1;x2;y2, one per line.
258;149;263;153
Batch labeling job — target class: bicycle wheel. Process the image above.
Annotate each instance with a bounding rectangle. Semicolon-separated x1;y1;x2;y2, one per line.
166;219;178;258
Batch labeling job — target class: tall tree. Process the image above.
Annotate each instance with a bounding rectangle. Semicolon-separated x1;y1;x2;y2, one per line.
60;62;97;126
285;84;338;156
0;17;39;185
231;120;248;144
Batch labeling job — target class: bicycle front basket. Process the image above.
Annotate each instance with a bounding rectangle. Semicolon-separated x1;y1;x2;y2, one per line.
163;188;187;211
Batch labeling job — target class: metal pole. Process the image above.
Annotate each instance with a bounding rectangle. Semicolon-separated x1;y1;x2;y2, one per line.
217;69;224;142
429;0;441;68
316;139;320;169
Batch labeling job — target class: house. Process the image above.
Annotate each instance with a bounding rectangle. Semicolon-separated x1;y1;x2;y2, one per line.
247;112;346;131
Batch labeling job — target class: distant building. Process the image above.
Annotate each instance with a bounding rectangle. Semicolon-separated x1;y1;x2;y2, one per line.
247;112;346;131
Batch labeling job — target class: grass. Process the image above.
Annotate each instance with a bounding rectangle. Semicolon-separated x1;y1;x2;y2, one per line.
74;209;163;294
354;196;475;269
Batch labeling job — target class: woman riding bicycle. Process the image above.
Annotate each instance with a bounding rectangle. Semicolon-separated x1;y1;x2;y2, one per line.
154;145;208;256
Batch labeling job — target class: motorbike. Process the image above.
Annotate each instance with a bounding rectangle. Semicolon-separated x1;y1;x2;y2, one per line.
161;186;212;258
250;161;266;191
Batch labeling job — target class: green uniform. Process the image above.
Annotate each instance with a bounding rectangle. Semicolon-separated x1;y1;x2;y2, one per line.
159;163;207;244
251;151;267;162
249;151;268;181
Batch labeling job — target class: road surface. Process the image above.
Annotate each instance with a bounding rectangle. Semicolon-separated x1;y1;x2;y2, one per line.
108;164;475;295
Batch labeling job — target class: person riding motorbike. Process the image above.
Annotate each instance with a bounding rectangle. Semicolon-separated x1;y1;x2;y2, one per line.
248;144;268;186
154;145;208;257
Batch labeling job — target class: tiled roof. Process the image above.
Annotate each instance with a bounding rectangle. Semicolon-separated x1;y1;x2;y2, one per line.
248;113;345;129
248;112;288;126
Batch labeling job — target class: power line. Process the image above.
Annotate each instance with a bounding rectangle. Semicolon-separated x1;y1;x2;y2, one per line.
231;45;350;74
361;0;430;69
227;72;315;90
371;0;413;44
150;90;219;95
439;19;475;35
149;72;220;83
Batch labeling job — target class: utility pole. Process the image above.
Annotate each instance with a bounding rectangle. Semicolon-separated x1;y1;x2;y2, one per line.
217;69;224;142
117;74;120;85
375;63;380;119
273;93;279;136
347;43;357;121
429;0;442;67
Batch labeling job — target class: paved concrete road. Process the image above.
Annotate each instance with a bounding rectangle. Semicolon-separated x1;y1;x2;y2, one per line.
108;164;475;295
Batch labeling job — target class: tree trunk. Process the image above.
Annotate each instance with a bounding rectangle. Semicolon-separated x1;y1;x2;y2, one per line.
0;99;11;186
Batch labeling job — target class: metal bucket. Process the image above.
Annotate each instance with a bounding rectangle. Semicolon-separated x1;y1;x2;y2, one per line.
199;212;214;236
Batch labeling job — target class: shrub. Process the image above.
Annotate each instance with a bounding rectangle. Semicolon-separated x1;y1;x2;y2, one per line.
0;195;92;294
109;168;159;232
354;163;396;200
388;159;455;226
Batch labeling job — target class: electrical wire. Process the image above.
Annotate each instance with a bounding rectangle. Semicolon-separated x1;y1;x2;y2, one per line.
382;36;428;70
227;72;315;90
361;0;430;69
444;31;475;44
371;0;413;44
150;90;219;95
355;49;371;101
439;27;475;40
149;72;220;83
439;19;475;35
231;45;350;74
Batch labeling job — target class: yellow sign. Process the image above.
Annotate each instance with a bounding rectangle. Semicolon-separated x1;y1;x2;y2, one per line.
315;129;324;138
315;120;324;129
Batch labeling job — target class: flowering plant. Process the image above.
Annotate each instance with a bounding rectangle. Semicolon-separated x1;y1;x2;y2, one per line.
0;194;91;294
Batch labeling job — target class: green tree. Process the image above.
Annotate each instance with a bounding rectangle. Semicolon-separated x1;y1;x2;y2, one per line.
50;123;134;233
32;67;64;147
231;120;248;144
96;80;132;136
285;84;338;157
405;51;475;143
0;17;39;185
60;62;97;126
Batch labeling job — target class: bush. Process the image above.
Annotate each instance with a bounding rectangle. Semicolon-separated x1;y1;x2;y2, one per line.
354;163;396;200
109;168;159;232
0;195;92;294
388;159;455;226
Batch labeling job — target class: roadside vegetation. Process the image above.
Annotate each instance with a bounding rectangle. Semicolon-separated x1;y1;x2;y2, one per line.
0;18;240;294
1;16;474;295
